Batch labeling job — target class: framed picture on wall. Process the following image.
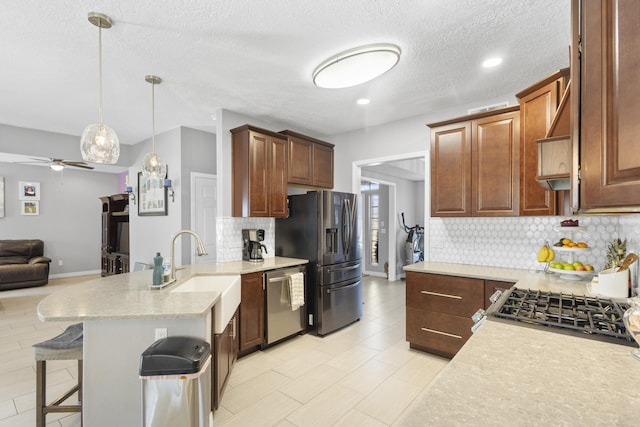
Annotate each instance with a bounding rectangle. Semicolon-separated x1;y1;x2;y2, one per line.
21;200;39;216
138;172;167;216
19;181;40;200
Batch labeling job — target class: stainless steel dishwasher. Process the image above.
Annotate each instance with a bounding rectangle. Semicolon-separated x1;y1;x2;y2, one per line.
264;266;306;346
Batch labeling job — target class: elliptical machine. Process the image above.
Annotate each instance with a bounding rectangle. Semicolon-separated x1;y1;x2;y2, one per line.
401;212;424;265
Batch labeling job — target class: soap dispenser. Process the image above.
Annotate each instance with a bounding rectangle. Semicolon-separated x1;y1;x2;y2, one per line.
152;252;163;286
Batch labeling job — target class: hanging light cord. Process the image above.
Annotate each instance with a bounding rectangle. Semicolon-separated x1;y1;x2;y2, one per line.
98;23;104;126
151;80;156;153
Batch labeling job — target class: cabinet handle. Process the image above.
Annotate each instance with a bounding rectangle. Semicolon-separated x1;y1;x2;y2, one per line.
231;317;236;340
421;290;462;300
421;327;462;339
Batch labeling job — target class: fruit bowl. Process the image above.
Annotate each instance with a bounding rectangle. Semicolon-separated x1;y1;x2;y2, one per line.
553;246;590;252
548;267;595;280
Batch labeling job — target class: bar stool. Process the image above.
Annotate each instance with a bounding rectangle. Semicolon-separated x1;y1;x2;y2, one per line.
33;323;83;427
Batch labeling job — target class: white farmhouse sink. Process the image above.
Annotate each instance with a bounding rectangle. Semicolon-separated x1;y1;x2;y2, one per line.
171;275;241;334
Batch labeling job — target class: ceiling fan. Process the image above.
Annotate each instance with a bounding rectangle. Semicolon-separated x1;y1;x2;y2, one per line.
19;157;95;171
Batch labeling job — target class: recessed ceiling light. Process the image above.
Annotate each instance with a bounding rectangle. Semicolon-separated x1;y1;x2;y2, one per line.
482;57;503;68
313;43;401;89
357;98;370;105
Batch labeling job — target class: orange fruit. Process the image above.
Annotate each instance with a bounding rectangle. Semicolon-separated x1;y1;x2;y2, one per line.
577;242;588;248
562;238;572;245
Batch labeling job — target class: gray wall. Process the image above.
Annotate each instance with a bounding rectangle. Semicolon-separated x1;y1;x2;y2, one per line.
180;127;216;264
0;123;132;166
0;162;118;276
128;126;216;268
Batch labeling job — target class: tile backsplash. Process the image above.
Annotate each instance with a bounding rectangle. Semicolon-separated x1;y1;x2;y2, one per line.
429;215;640;272
214;214;640;275
216;217;275;262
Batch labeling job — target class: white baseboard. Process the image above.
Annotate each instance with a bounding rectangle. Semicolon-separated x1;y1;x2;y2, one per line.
50;270;101;279
363;270;387;278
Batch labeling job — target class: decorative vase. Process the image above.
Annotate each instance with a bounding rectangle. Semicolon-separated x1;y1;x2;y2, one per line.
623;297;640;361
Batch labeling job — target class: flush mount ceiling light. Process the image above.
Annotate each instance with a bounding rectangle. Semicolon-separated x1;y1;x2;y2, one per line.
482;57;503;68
141;75;167;179
80;12;120;164
313;43;401;89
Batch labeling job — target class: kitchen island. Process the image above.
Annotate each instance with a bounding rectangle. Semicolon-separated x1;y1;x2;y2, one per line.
400;261;640;425
37;257;307;427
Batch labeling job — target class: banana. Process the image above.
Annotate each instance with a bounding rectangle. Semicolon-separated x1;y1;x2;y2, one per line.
537;245;549;263
537;244;555;263
546;246;555;262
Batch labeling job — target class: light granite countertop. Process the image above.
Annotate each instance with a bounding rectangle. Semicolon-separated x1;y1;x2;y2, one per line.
404;261;592;294
400;261;640;425
37;256;307;322
398;320;640;426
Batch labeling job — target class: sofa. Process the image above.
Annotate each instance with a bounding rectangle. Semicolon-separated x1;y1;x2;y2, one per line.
0;240;51;291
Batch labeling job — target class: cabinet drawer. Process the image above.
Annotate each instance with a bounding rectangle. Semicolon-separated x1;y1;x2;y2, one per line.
406;307;473;358
406;272;483;317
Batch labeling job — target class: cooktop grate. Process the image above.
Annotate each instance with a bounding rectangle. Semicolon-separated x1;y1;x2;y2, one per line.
490;288;636;347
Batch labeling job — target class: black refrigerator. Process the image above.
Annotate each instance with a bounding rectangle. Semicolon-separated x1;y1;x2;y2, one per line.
276;190;362;336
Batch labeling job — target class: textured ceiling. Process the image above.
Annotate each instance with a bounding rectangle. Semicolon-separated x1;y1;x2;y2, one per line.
0;0;570;146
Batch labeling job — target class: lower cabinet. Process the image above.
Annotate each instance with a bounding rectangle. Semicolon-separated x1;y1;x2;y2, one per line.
213;308;238;410
239;272;265;356
406;271;514;358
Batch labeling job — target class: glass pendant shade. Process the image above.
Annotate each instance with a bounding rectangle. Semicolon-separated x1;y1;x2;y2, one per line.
81;12;120;164
81;123;120;164
141;75;166;179
142;152;167;179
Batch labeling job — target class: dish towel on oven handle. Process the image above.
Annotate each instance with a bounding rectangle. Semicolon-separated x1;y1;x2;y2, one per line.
288;272;305;311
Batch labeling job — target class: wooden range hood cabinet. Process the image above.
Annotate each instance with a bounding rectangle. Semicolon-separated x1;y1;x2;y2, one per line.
536;80;572;191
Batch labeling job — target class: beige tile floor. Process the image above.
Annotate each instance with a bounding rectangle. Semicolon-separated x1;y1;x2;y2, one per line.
0;274;448;426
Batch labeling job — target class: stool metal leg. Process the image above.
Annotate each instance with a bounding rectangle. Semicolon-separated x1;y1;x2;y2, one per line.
78;359;83;427
36;360;46;427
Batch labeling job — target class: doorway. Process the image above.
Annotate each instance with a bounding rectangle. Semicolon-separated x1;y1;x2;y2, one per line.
353;151;428;281
361;180;392;277
190;172;217;263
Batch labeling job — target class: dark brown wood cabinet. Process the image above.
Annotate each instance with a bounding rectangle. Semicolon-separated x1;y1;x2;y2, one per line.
99;194;129;276
406;271;483;358
280;130;334;189
213;308;238;410
516;68;569;216
239;271;264;356
429;107;520;217
406;272;515;358
231;125;288;218
576;0;640;212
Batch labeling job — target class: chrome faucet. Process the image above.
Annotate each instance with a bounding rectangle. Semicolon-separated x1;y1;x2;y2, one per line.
170;230;208;282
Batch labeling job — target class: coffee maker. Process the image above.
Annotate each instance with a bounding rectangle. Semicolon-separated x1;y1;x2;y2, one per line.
242;229;267;262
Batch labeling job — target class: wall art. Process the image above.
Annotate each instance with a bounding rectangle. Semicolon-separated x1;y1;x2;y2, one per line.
19;181;40;200
138;172;167;216
21;200;39;216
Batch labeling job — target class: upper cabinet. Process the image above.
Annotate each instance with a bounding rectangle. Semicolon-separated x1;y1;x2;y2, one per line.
515;68;570;216
231;125;288;218
429;107;520;217
279;130;334;189
575;0;640;212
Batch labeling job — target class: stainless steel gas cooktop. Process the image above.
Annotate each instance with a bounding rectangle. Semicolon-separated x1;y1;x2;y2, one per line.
487;287;636;347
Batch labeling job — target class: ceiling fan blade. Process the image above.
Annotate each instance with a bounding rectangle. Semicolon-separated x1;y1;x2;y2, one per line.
63;162;95;170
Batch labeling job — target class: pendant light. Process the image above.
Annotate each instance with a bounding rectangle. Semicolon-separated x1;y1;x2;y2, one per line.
141;75;167;179
80;12;120;164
